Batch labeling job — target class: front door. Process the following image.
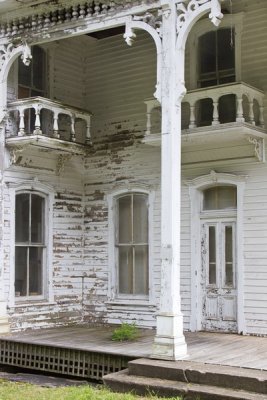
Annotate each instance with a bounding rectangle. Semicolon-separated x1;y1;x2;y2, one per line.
201;220;237;332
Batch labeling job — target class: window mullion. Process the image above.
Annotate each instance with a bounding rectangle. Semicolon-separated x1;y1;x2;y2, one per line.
216;30;219;85
132;246;136;295
26;247;30;297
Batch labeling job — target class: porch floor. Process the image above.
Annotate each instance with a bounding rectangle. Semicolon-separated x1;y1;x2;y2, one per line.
1;326;266;371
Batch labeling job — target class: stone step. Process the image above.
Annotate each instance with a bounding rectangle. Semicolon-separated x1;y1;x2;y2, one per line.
103;369;267;400
128;358;267;394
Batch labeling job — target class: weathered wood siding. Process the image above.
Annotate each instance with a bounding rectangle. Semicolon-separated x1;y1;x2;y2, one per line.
3;0;267;335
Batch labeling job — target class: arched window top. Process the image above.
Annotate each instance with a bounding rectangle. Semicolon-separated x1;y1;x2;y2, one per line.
203;185;237;211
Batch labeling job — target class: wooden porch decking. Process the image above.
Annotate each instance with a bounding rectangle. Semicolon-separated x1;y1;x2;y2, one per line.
1;326;266;371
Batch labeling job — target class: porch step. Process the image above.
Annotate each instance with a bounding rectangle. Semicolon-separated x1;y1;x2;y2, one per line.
129;358;267;394
103;358;267;399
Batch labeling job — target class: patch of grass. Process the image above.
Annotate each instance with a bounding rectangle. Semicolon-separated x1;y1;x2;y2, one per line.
111;322;139;342
0;380;182;400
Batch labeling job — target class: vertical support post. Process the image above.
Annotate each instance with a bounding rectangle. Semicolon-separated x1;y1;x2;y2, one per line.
189;102;196;129
151;1;187;360
212;98;219;125
85;116;91;145
236;96;244;123
0;80;10;333
259;104;265;128
18;108;25;136
70;115;76;142
248;100;255;125
53;111;60;138
33;106;42;134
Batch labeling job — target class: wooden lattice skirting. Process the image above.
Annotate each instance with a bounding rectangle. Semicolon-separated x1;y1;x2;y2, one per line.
0;340;132;380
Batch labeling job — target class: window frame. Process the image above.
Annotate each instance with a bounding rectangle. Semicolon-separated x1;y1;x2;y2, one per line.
15;191;46;300
18;45;47;99
9;180;54;307
187;13;243;90
107;188;154;304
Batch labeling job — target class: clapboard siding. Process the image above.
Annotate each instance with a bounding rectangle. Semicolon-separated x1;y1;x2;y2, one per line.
2;0;267;335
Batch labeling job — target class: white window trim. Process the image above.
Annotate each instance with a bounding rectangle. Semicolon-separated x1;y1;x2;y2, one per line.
188;171;246;334
107;186;155;305
8;179;54;307
188;13;244;90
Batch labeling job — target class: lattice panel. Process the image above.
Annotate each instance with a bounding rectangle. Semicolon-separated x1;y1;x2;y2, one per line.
0;340;130;380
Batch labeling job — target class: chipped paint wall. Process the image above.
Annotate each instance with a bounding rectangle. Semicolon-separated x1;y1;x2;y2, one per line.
2;0;267;336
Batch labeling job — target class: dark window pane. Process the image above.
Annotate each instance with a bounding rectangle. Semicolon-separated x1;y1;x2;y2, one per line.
29;247;43;295
208;226;216;285
133;195;148;243
15;193;29;242
18;60;31;87
119;246;133;294
31;195;44;243
18;86;30;99
218;29;235;71
135;245;148;295
225;226;234;286
203;186;237;210
199;31;216;74
33;46;45;91
118;195;132;244
15;247;28;296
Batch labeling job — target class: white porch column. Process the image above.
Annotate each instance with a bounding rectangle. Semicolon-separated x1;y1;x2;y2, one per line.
0;80;10;333
151;0;223;360
151;1;187;360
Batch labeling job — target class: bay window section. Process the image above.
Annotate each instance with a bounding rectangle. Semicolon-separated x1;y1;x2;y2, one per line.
116;193;149;297
15;192;45;299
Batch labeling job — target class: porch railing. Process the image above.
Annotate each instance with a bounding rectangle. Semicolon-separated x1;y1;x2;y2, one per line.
144;82;265;136
7;97;92;144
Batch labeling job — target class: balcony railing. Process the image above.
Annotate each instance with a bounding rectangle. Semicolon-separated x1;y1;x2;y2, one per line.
7;97;92;145
144;82;265;137
183;82;265;130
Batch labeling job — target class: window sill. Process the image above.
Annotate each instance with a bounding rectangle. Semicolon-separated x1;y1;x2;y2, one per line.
106;299;156;308
12;300;57;308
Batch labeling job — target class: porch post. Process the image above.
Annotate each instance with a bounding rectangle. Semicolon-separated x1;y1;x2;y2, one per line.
151;0;187;360
151;0;223;360
0;79;10;333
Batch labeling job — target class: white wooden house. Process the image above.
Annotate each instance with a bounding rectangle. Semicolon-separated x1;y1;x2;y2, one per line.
0;0;266;360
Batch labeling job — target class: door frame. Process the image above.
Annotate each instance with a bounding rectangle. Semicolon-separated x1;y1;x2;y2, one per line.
188;171;246;334
200;217;237;332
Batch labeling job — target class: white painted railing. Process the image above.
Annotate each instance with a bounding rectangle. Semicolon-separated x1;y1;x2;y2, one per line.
183;82;265;129
8;97;92;144
144;82;265;136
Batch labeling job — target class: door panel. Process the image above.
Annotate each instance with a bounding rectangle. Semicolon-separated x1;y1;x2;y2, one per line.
201;220;237;332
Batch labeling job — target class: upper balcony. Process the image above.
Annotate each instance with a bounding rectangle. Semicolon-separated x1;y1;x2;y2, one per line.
143;82;266;161
6;97;92;156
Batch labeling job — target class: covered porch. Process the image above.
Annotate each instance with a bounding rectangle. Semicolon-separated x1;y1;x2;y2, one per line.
0;325;266;381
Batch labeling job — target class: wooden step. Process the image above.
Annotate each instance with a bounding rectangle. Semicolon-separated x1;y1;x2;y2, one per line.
128;358;267;394
103;369;267;400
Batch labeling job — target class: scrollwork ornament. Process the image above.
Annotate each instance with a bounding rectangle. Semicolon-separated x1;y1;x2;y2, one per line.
21;42;32;66
0;43;14;72
176;0;222;32
133;11;162;36
123;25;136;46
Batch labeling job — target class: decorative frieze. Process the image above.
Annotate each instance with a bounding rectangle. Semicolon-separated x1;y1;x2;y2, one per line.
0;0;157;40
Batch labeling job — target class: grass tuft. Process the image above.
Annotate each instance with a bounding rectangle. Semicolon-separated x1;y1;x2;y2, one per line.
111;322;139;342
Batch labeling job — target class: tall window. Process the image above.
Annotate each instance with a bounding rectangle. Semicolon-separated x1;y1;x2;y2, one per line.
18;46;46;133
198;28;235;88
197;28;236;126
116;193;149;296
15;192;45;299
18;46;46;99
